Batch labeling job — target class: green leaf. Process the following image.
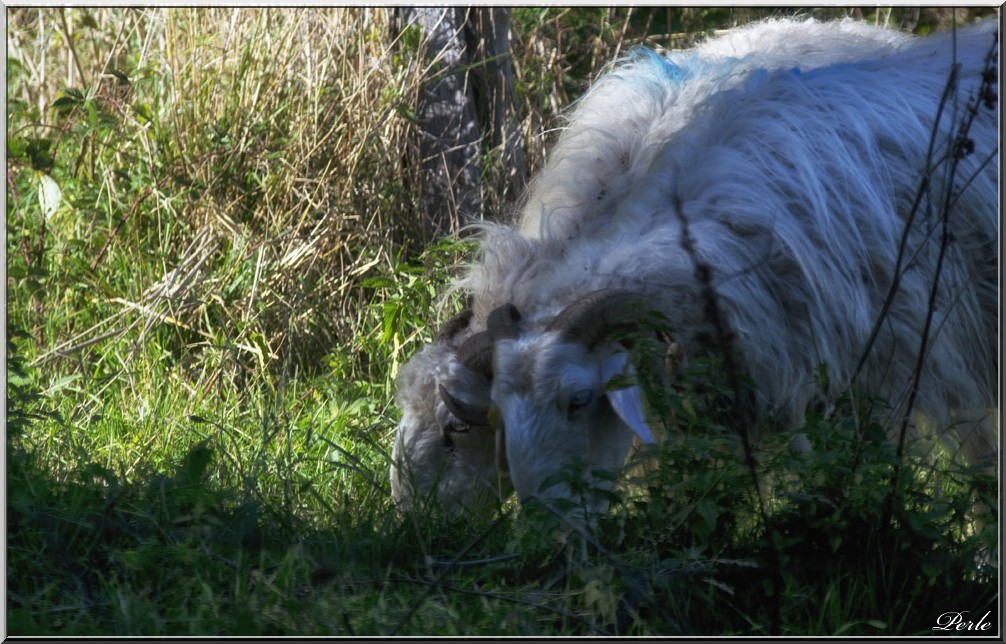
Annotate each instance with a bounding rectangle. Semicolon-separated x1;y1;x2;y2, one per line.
25;137;54;171
695;498;719;529
394;102;416;125
8;136;27;159
51;95;80;110
361;276;396;289
85;99;98;127
110;68;130;84
52;88;85;113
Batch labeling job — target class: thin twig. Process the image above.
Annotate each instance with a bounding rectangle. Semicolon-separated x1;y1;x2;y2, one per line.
670;193;783;635
57;9;88;89
425;552;521;567
894;24;998;465
851;65;959;385
878;20;998;589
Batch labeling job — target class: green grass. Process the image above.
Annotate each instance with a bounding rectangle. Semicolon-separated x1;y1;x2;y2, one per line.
6;6;999;636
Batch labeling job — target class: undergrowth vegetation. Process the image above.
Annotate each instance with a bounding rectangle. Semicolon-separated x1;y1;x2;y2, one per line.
6;6;999;636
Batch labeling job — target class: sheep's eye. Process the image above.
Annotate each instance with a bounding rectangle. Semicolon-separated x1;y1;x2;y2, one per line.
442;416;471;449
567;389;594;419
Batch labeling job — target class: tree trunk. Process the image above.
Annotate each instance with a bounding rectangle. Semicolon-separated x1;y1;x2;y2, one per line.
468;8;526;205
399;7;525;239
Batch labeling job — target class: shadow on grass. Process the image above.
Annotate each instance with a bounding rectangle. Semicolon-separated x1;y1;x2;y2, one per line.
7;332;998;636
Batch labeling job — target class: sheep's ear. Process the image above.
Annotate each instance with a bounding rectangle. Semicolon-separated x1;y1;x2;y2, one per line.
600;352;656;444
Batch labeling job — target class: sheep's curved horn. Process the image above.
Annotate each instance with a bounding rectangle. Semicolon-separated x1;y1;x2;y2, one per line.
435;309;475;344
547;288;646;348
437;334;492;426
438;304;522;374
487;303;521;341
437;303;521;427
438;383;490;427
456;330;493;376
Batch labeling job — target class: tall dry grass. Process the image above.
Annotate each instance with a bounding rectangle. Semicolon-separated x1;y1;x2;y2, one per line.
9;10;448;393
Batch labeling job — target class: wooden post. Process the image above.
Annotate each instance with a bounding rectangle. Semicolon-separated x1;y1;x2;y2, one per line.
398;7;526;239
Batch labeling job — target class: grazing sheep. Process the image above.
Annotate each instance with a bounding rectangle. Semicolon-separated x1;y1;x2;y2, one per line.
393;17;1000;515
390;308;510;514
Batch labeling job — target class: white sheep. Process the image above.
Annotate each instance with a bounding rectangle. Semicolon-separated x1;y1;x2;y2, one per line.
390;308;511;514
393;17;1000;515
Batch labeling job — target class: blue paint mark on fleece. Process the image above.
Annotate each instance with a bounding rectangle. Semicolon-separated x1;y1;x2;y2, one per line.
624;47;689;85
623;47;759;90
618;48;847;97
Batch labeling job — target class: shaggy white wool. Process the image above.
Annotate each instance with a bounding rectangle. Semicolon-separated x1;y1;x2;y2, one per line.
391;336;508;514
395;17;1000;511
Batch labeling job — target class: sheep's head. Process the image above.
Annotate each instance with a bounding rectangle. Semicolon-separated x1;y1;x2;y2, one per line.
390;307;517;516
489;289;660;515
